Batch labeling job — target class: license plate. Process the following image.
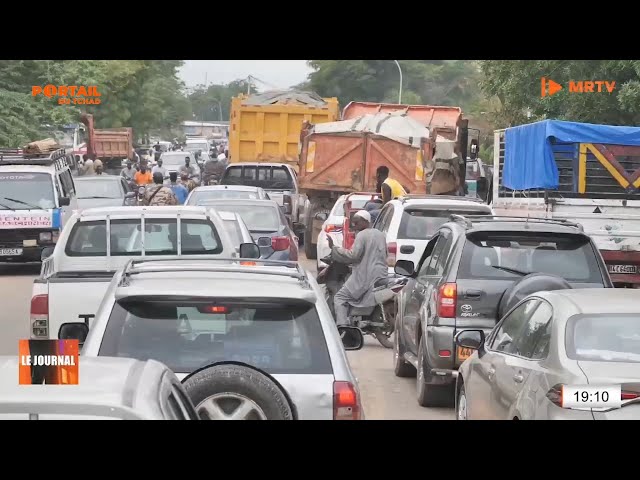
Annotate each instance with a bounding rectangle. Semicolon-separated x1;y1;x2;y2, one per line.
608;264;638;274
0;248;23;256
457;346;474;362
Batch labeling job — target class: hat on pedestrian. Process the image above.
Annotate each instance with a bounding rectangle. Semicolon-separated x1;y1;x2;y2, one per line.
353;210;372;223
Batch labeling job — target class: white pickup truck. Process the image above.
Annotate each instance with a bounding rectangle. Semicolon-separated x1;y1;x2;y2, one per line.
30;205;258;340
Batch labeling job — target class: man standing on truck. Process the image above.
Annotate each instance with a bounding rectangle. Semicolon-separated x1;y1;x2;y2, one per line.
426;139;462;196
365;166;408;221
327;210;388;327
144;172;178;206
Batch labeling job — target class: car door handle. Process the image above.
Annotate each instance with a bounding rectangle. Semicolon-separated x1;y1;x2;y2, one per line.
488;367;496;379
513;374;524;384
400;245;415;254
463;289;483;299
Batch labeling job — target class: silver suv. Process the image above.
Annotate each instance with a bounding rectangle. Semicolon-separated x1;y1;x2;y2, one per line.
67;257;364;420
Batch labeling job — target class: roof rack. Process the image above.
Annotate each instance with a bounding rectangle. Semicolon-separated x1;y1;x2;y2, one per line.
448;214;584;231
0;147;69;166
399;194;486;204
118;256;311;288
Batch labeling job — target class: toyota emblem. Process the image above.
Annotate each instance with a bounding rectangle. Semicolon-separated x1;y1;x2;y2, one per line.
461;304;472;313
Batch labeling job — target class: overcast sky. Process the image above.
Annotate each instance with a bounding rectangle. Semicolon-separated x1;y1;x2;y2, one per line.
179;60;313;89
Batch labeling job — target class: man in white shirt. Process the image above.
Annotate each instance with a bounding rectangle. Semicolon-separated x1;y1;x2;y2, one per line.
152;159;167;179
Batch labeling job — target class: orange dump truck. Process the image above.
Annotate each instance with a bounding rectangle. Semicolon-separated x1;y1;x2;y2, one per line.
298;111;434;259
81;114;134;171
342;102;469;193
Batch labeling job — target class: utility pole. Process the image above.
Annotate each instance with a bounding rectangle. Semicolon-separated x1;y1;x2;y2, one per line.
393;60;403;104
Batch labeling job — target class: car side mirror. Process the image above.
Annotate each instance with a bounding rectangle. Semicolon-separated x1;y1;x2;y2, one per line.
338;326;364;351
59;322;89;346
41;246;55;261
315;212;328;222
59;197;70;206
125;191;135;198
256;237;272;248
455;329;485;351
239;242;260;259
394;259;415;277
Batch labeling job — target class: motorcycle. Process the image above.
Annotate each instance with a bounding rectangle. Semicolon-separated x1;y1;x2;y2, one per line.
317;255;408;348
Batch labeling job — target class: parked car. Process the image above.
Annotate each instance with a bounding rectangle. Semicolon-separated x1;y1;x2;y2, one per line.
315;194;372;270
31;206;254;341
199;199;299;261
456;288;640;420
0;356;198;419
220;163;307;241
393;215;614;407
64;257;364;420
74;175;136;209
371;195;494;273
186;185;270;205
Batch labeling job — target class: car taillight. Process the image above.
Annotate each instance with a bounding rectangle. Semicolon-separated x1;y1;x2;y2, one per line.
387;242;397;267
437;283;457;318
271;236;290;251
333;381;361;420
622;391;640;400
30;294;49;339
325;224;343;233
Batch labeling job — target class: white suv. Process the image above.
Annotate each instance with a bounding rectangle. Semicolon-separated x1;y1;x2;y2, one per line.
67;258;365;420
372;195;494;271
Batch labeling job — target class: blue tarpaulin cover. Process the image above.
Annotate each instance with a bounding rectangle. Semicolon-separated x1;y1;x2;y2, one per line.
503;120;640;190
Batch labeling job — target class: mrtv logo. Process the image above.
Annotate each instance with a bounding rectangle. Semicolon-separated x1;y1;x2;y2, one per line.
18;339;79;385
541;77;616;97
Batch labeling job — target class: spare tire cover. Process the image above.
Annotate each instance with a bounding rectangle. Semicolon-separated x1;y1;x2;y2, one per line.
183;363;294;420
498;273;572;319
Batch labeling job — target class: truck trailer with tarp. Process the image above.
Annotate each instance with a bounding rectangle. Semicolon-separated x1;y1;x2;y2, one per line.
492;119;640;287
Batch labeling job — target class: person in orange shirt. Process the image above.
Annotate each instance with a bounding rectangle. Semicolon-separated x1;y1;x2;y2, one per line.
134;165;153;185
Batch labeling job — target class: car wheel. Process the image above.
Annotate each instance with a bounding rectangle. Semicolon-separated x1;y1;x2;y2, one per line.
416;336;452;408
183;364;294;420
393;321;416;378
457;383;468;420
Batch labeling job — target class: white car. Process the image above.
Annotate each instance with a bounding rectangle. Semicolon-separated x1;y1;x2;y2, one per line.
316;194;372;270
372;195;494;272
70;257;365;420
186;185;271;205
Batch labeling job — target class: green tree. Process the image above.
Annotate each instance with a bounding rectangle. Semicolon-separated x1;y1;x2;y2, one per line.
480;60;640;127
187;79;251;123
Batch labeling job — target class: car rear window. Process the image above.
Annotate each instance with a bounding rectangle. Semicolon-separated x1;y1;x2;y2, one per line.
566;314;640;363
65;219;223;256
457;232;603;283
222;166;294;190
222;219;242;245
205;204;280;232
187;189;260;205
99;298;333;375
398;209;491;240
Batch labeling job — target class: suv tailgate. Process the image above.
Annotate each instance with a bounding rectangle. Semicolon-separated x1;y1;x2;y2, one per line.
47;272;115;339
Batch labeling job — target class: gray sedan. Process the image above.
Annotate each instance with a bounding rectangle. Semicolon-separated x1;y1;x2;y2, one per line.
200;199;299;261
455;288;640;420
74;175;135;209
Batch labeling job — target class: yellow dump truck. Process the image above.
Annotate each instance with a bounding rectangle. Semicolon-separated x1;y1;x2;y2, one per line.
229;90;339;172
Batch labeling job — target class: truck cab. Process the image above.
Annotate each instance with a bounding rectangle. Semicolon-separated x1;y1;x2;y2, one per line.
0;149;77;262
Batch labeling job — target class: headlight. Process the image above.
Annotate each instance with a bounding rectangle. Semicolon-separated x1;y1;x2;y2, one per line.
39;232;52;242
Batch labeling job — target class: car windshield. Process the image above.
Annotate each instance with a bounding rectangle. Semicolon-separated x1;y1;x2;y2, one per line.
75;179;122;199
205;204;280;232
161;154;192;166
187;189;260;205
567;314;640;363
98;298;333;375
222;166;294;190
186;143;208;152
457;232;603;283
0;173;55;210
65;219;223;256
399;208;491;239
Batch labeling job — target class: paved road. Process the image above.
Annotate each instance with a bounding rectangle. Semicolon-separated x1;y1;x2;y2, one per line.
0;256;453;420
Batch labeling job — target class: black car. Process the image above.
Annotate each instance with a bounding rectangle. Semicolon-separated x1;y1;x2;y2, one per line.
393;215;614;407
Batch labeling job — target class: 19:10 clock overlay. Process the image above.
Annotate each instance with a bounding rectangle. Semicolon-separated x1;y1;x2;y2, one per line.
562;385;622;409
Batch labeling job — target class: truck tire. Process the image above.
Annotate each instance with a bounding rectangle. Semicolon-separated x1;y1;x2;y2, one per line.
304;202;330;260
183;363;294;420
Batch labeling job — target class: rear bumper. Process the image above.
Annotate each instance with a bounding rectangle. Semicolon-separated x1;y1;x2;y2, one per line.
600;250;640;286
